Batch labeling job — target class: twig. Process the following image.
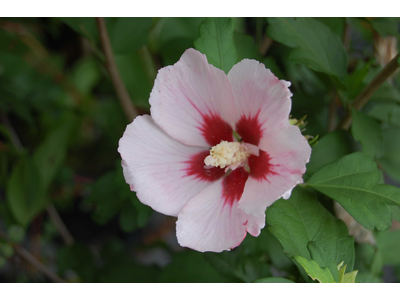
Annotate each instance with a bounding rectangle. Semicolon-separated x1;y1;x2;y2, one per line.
96;17;138;122
15;246;67;283
328;94;339;132
259;35;273;56
46;205;75;246
343;23;351;51
337;54;400;130
0;112;23;150
0;230;67;283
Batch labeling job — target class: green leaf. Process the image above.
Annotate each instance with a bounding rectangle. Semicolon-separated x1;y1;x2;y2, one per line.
0;257;6;269
338;261;346;282
367;184;400;206
378;127;400;182
263;231;293;270
6;155;46;226
86;170;128;225
337;261;359;283
106;17;153;55
351;109;384;158
262;56;285;80
114;51;154;109
343;270;358;283
314;18;345;39
376;230;400;265
267;188;355;276
194;17;237;73
68;57;101;94
0;243;14;258
370;82;400;103
234;33;262;61
391;206;400;222
266;17;347;85
306;130;353;176
33;114;78;190
253;277;295;283
7;225;25;243
159;38;194;66
356;272;383;283
131;198;153;228
118;203;137;233
369;18;400;38
339;61;371;106
307;241;340;282
307;152;392;230
368;103;400;127
294;256;335;283
150;17;204;52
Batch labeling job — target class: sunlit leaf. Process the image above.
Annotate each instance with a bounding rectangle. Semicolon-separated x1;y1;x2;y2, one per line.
294;256;336;283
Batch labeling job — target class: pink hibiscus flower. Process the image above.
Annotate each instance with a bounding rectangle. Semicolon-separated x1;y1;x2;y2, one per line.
118;48;311;252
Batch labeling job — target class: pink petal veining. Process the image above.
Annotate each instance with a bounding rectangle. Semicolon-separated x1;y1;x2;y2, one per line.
119;48;312;252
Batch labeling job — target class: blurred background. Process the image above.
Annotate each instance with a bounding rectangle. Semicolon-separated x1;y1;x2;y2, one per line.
0;17;399;283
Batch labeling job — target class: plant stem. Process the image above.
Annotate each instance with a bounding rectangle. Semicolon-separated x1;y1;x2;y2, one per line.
337;54;400;130
0;230;67;283
0;112;23;150
327;94;339;132
96;17;138;122
46;205;75;246
259;35;273;56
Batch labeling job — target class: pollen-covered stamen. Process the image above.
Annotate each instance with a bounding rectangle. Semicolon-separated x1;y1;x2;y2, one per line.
204;141;250;171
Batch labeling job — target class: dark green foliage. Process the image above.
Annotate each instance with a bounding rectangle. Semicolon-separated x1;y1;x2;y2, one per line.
1;17;400;283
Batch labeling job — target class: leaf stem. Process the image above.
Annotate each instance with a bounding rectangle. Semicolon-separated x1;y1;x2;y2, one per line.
96;17;138;122
337;54;400;130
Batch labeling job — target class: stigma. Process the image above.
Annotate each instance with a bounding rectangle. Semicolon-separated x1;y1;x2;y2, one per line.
204;141;250;172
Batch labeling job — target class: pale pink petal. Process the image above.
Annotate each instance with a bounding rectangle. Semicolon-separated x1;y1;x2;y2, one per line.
227;59;292;146
150;48;238;147
238;127;311;216
118;115;217;217
176;179;265;253
282;178;304;200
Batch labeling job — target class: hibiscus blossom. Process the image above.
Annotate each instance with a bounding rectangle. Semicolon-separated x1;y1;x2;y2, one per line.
118;48;311;252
